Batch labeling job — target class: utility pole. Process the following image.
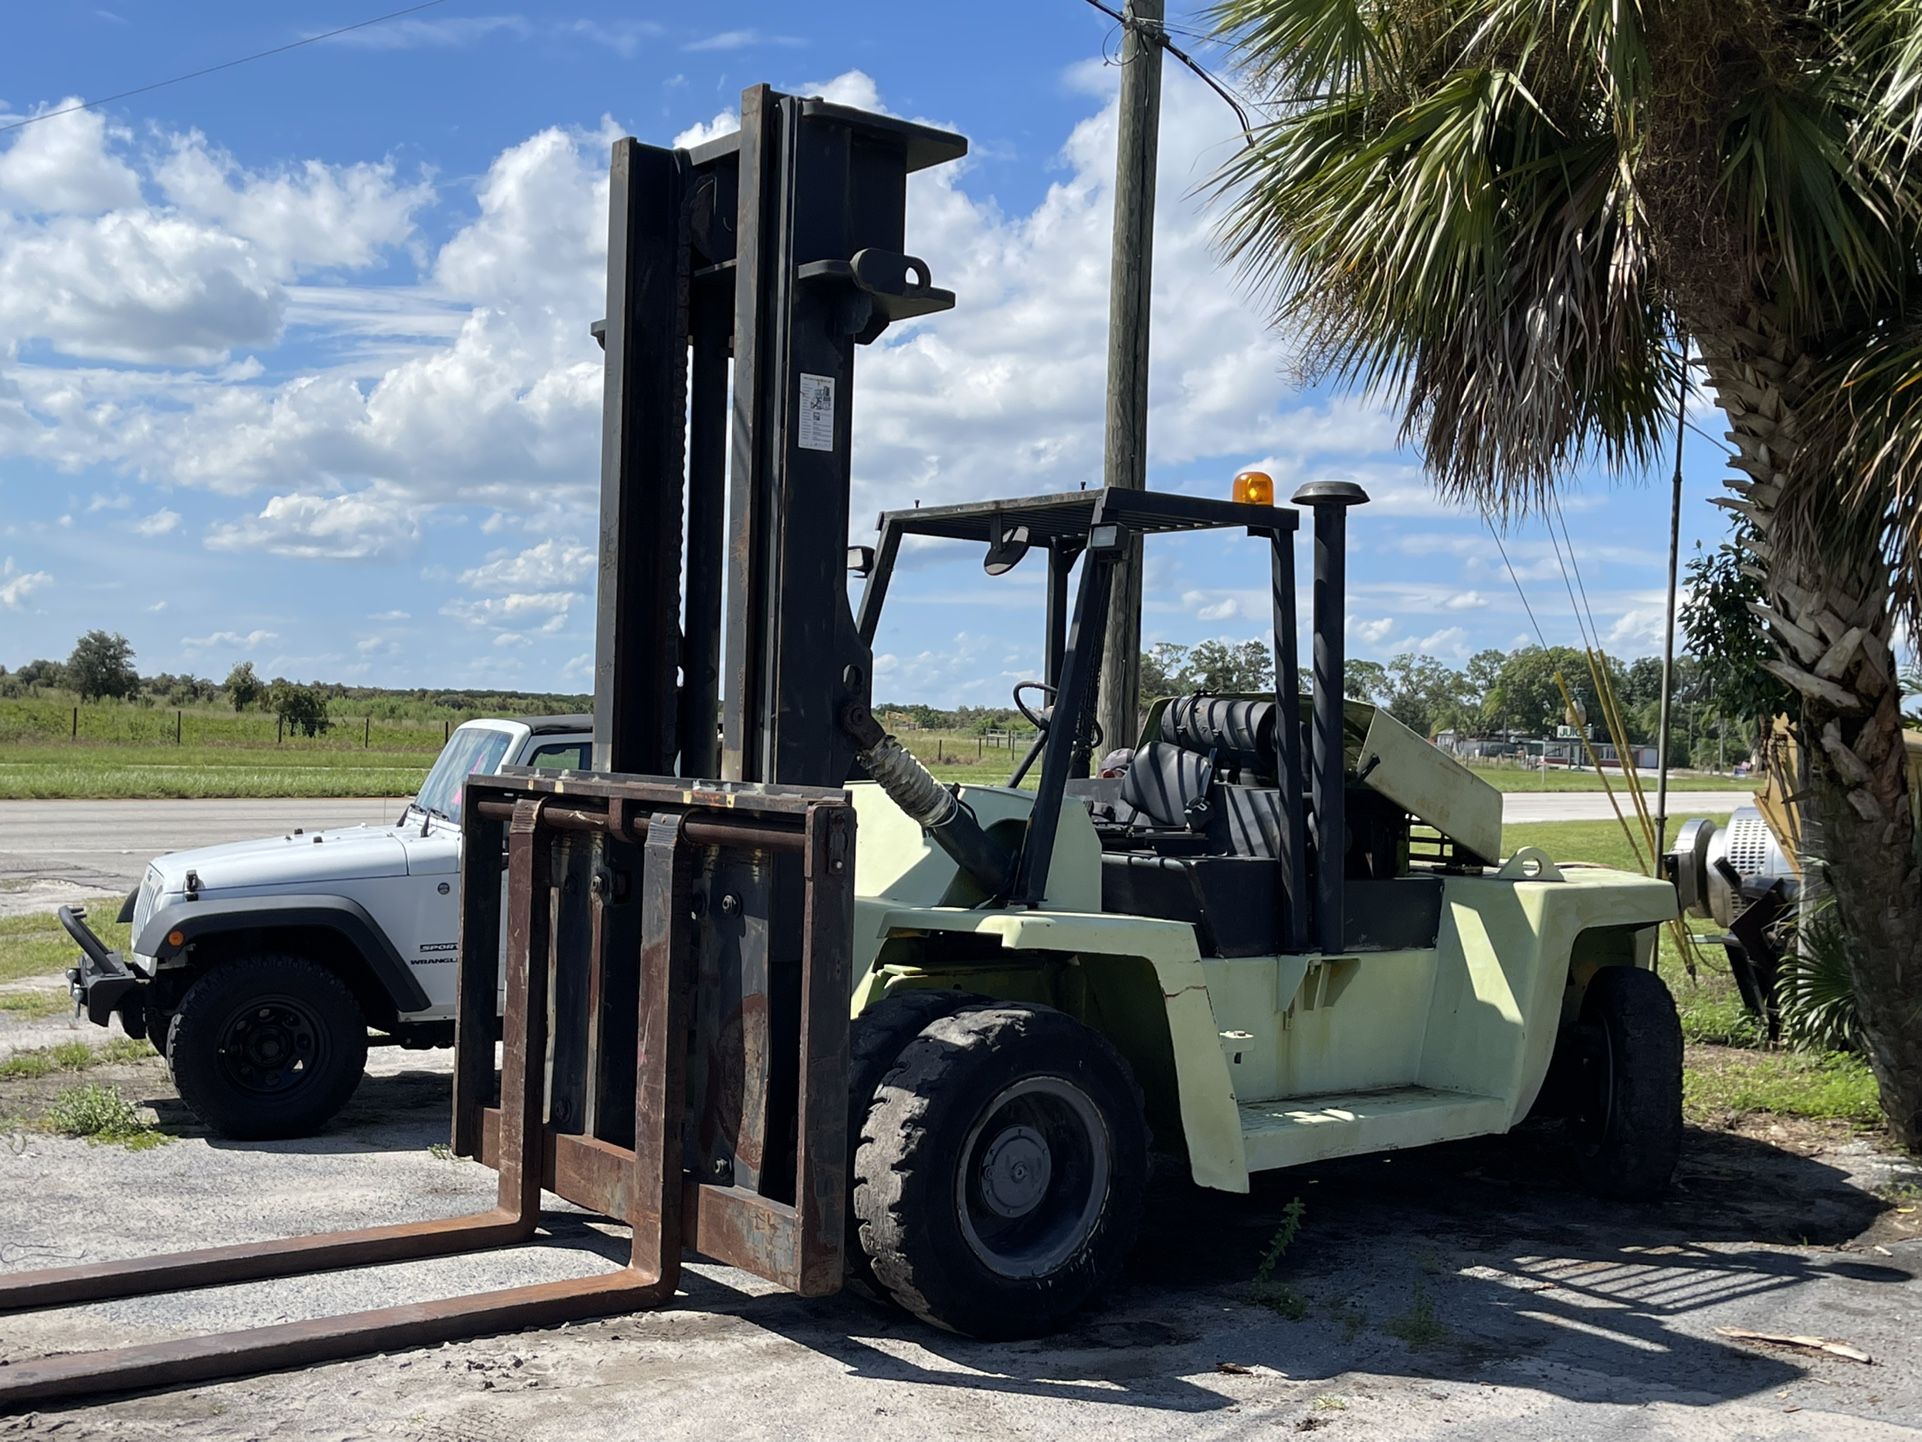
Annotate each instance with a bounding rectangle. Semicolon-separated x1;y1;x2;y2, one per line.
1654;347;1688;851
1096;0;1164;758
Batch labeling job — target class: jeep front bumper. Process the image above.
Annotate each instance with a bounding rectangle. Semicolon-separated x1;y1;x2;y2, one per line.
60;905;146;1033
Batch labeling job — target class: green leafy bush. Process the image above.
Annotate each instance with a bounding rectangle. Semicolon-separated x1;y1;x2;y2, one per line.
44;1083;168;1149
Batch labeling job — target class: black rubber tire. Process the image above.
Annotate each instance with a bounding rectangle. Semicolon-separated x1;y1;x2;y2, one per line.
1571;965;1684;1200
144;1005;174;1059
853;1003;1148;1339
167;955;368;1140
843;988;988;1301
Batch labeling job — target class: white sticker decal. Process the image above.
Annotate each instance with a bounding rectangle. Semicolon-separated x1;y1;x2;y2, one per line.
798;373;836;452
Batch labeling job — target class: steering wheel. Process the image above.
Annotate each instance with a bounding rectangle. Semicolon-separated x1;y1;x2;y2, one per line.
1013;681;1103;749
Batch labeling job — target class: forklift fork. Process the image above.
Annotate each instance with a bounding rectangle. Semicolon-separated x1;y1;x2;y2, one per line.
0;780;854;1409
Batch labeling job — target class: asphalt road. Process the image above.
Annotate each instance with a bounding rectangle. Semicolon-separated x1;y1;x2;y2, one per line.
0;792;1747;894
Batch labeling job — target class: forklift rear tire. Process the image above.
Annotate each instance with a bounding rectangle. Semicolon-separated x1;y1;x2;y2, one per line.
167;955;367;1140
1571;965;1683;1201
853;1003;1148;1338
845;988;989;1302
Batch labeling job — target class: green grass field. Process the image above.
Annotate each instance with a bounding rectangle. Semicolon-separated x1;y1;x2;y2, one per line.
0;744;437;799
1465;764;1755;793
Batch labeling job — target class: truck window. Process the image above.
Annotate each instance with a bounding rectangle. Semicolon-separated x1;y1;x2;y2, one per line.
415;726;514;823
527;741;590;772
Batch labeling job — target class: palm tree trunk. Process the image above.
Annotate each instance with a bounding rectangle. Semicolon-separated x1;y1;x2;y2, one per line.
1698;311;1922;1151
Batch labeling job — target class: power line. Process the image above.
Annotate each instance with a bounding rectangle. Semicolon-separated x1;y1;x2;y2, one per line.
0;0;451;137
1076;0;1257;142
1487;520;1551;650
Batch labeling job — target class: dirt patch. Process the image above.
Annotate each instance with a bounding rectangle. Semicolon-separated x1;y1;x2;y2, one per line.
0;880;103;920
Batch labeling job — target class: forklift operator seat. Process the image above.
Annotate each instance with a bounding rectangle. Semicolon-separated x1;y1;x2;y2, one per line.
1163;696;1276;779
1117;743;1215;829
1103;695;1296;955
1115;696;1281;837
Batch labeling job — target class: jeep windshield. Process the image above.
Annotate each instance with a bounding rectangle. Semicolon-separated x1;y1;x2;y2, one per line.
411;726;515;825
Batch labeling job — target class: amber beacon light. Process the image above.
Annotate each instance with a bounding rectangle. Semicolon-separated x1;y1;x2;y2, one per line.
1232;470;1274;505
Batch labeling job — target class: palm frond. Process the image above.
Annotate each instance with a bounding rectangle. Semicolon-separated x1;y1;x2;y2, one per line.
1779;898;1864;1053
1211;3;1673;512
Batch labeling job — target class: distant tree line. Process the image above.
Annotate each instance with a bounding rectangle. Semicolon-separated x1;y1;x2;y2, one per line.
1;632;591;740
880;636;1755;770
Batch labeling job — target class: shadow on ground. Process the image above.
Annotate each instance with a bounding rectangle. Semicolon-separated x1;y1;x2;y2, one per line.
675;1123;1910;1417
142;1065;455;1156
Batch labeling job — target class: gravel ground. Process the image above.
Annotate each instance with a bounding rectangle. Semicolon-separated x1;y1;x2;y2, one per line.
1;989;1918;1442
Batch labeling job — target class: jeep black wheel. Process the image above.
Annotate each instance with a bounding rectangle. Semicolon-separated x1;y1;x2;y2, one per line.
852;1003;1147;1338
168;955;367;1139
1569;965;1683;1200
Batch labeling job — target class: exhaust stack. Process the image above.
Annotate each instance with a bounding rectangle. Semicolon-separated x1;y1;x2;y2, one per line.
1292;480;1369;955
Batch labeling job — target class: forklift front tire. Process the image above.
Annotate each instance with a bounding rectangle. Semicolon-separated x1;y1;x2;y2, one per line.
845;988;989;1302
853;1002;1148;1338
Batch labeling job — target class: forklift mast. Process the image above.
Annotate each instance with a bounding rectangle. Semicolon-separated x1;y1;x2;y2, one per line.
593;84;966;787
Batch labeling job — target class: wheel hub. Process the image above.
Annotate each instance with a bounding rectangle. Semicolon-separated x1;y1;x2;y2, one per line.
954;1075;1112;1280
977;1124;1052;1218
221;1001;319;1093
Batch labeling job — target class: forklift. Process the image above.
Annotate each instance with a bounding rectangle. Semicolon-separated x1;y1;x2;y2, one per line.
0;84;1680;1405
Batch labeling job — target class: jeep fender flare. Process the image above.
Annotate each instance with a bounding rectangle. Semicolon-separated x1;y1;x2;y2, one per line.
137;894;431;1015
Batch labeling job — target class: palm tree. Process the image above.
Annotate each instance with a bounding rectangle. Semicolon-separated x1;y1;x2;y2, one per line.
1208;0;1922;1146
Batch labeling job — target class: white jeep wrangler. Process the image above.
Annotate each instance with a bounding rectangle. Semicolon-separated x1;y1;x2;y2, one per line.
62;715;592;1139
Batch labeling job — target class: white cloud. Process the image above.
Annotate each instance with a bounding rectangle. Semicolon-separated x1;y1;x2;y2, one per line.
562;18;665;56
146;600;167;612
1353;616;1396;646
1183;589;1240;622
0;557;51;608
442;591;576;633
368;608;411;621
0;103;141;213
1414;626;1470;660
133;508;181;536
155;138;431;275
323;14;531;49
85;491;130;512
1442;590;1489;611
204;490;421;559
0;210;281;364
685;29;804;52
1606;597;1676;651
0;117;427;371
460;539;594;592
182;627;277;650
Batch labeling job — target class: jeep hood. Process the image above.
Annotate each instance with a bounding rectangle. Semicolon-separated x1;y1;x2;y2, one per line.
148;824;412;892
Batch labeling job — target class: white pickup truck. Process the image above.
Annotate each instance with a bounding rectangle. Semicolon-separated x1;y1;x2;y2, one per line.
62;715;592;1139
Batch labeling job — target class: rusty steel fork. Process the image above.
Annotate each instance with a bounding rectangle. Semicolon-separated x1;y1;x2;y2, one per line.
0;803;693;1410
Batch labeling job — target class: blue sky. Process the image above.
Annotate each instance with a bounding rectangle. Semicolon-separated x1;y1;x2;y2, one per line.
0;2;1739;705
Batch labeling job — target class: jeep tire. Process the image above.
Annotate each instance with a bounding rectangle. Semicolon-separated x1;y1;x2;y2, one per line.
852;1002;1148;1338
167;955;368;1139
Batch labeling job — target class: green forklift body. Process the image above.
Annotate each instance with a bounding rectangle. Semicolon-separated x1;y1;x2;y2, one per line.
845;781;1675;1194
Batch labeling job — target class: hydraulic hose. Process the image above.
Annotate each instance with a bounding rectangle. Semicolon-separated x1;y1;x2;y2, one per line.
843;704;1012;897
